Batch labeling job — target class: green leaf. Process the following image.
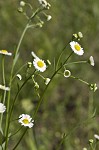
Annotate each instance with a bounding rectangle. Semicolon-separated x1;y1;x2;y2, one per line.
13;53;19;67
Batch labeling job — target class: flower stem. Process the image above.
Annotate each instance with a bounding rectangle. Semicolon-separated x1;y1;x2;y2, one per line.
70;75;89;85
9;71;36;119
4;7;46;150
0;56;6;134
11;62;27;81
65;60;87;66
88;91;94;116
4;21;29;150
56;116;95;150
11;50;73;150
9;127;23;138
12;128;28;150
2;56;6;85
33;51;73;119
55;41;70;70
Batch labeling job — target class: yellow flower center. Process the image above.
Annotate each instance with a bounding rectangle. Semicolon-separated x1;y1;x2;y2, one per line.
37;60;44;68
23;119;29;124
1;50;8;54
74;44;81;51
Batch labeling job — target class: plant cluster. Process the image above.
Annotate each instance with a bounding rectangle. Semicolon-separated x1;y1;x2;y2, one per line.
0;0;98;150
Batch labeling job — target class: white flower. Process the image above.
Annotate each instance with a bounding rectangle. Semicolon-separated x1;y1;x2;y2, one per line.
16;74;22;80
94;134;99;140
38;0;51;9
0;84;10;91
33;58;46;72
47;15;52;21
89;56;95;66
18;114;34;128
0;103;6;113
64;70;71;78
70;41;84;55
0;50;12;56
44;78;50;85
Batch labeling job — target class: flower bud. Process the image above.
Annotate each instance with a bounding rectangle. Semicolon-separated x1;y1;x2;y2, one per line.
20;1;26;7
17;7;24;13
89;139;93;144
88;56;95;66
90;83;97;92
47;15;52;21
27;62;32;68
44;78;50;85
78;32;83;38
34;82;39;89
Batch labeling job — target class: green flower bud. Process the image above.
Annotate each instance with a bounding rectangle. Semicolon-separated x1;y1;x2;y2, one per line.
17;7;23;13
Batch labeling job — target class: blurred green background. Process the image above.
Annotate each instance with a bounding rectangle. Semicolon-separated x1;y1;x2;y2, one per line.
0;0;99;149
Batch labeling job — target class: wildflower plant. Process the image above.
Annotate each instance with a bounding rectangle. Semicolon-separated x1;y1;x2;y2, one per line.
0;0;98;150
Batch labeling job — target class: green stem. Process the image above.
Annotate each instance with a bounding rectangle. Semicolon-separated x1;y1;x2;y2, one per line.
88;91;94;116
94;141;98;150
65;60;87;66
55;41;70;70
9;71;36;119
4;71;35;150
4;22;29;150
11;62;27;81
70;75;89;85
2;56;6;85
12;128;28;150
0;56;6;134
9;127;23;138
11;51;73;150
56;116;95;150
30;7;43;20
14;23;29;61
4;7;45;150
90;143;94;150
33;51;73;119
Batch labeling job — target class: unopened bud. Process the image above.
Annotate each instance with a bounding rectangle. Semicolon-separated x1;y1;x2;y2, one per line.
27;62;32;68
18;7;23;13
20;1;26;7
78;32;83;38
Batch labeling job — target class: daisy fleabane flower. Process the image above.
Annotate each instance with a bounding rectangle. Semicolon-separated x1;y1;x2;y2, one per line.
0;103;6;113
18;114;34;128
70;41;84;55
33;57;46;72
0;50;12;56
